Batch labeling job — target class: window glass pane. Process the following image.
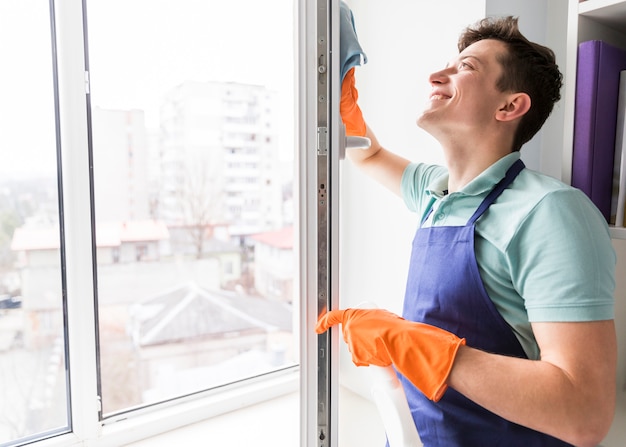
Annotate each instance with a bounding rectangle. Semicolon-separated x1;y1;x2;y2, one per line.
85;0;297;416
0;0;70;444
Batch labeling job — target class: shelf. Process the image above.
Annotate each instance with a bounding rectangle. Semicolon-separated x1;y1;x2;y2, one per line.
577;0;626;241
579;0;626;29
609;226;626;239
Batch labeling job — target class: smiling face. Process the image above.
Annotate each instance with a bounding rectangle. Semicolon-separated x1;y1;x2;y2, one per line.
417;39;512;145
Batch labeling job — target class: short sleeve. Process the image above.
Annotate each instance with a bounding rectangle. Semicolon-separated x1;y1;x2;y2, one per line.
401;163;447;214
507;189;616;322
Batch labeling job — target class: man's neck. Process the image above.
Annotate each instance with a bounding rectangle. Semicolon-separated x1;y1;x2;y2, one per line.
443;144;512;193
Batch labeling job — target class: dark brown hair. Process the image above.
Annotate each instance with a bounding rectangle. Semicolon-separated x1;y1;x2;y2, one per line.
458;16;563;152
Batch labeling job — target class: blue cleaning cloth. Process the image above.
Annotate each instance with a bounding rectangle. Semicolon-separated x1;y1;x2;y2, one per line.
340;1;367;81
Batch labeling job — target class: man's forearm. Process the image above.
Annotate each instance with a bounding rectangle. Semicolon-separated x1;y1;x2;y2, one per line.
448;341;615;447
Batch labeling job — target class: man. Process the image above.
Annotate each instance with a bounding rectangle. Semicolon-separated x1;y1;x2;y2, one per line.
316;16;617;447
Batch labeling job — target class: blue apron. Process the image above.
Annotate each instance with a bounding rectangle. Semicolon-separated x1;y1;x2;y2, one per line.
399;159;572;446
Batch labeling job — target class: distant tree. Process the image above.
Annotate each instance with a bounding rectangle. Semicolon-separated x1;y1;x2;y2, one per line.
178;160;223;259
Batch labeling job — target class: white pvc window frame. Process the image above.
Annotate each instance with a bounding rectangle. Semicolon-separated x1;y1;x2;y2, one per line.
299;0;341;446
17;0;306;446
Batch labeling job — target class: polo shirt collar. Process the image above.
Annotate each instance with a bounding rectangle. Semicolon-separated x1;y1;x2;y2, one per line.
426;152;521;199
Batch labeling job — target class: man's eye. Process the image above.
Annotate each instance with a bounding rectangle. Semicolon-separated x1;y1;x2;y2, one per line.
459;61;472;70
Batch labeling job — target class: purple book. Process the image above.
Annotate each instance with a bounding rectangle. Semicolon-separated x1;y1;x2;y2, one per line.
572;40;626;222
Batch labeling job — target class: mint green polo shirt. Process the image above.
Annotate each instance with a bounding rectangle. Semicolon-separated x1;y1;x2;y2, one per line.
401;152;616;359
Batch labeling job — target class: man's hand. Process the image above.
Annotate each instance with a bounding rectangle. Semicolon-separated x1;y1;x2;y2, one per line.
341;67;367;136
316;308;465;401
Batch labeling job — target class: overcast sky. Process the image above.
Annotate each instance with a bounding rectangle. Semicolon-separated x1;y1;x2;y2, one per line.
0;0;295;178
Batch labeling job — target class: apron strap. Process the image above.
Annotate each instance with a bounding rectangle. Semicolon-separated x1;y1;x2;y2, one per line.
467;159;525;225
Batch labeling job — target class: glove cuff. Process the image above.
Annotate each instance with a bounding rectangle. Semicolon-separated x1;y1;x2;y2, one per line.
391;324;466;402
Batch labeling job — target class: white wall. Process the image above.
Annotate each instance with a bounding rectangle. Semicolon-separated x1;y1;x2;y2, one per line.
336;4;486;443
338;0;486;398
337;2;486;442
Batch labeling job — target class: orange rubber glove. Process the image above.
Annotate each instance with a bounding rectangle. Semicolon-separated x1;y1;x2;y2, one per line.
316;308;466;402
341;67;367;137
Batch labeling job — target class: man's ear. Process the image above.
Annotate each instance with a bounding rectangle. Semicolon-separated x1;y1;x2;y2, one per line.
495;92;531;122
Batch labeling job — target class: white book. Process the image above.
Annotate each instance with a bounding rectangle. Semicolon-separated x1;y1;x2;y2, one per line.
612;70;626;226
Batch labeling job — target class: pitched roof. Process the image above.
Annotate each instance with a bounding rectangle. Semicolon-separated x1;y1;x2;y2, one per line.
129;282;292;346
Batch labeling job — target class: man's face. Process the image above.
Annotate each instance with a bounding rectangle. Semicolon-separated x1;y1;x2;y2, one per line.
417;38;510;141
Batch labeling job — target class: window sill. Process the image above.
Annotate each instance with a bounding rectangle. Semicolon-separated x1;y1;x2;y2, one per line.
126;391;298;446
22;368;298;447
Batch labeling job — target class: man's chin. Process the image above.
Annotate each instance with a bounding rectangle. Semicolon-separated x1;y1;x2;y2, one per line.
416;113;434;132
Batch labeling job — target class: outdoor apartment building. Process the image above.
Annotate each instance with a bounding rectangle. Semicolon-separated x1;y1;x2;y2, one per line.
158;81;286;237
90;82;289;244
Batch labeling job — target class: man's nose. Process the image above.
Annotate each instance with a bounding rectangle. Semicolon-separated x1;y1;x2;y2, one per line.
428;67;452;85
428;69;447;85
